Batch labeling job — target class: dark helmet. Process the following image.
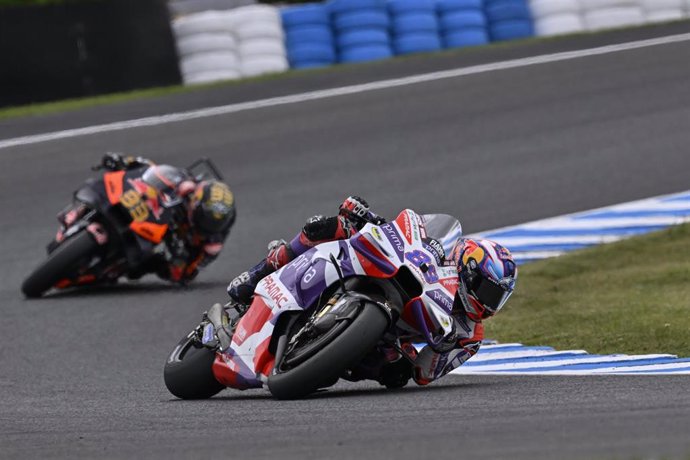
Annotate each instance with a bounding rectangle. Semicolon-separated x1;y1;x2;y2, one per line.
191;180;236;234
452;238;517;321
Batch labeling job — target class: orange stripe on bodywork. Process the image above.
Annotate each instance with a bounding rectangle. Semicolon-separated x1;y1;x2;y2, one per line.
129;221;168;243
104;171;125;205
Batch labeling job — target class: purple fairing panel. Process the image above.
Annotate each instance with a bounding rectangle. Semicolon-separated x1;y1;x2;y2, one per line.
379;223;405;263
409;297;447;349
278;241;358;309
426;289;454;314
349;233;397;276
289;232;310;256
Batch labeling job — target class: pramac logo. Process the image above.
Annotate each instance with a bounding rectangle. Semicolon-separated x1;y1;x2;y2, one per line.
394;210;414;244
261;276;289;308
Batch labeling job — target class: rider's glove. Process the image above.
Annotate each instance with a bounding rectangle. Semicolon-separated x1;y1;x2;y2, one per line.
265;239;294;271
339;196;371;228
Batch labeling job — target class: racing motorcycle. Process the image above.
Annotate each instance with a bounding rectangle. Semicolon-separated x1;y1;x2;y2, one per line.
21;158;224;298
164;210;463;400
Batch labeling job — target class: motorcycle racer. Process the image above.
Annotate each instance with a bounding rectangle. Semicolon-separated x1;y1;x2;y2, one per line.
349;237;517;387
54;152;236;284
227;195;385;307
411;238;517;385
223;200;516;388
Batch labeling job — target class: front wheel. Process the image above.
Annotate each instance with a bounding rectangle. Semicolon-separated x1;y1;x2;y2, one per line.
21;231;99;298
267;302;389;400
164;333;225;400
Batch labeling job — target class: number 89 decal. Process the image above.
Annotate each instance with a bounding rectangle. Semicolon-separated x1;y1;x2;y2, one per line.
119;189;149;222
404;250;439;284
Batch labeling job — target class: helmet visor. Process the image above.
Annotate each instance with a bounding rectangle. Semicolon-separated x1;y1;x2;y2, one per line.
470;277;513;313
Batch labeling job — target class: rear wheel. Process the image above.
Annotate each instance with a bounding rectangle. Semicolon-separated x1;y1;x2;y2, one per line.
21;231;98;298
164;334;225;400
267;300;389;400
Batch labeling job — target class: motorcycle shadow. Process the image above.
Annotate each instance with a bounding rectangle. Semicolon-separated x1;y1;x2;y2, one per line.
31;280;224;300
184;380;506;403
298;380;507;400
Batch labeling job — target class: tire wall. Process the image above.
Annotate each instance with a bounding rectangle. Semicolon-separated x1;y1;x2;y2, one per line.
171;0;690;85
0;0;181;108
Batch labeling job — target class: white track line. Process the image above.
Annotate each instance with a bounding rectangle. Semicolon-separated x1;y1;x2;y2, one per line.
2;33;690;151
493;235;624;246
470;349;589;362
457;354;677;372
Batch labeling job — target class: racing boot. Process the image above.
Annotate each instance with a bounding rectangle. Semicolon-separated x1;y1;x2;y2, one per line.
226;260;270;307
226;239;293;307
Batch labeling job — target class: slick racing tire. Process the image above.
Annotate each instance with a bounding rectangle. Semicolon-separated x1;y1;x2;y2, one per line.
21;231;98;298
267;302;389;400
164;334;225;400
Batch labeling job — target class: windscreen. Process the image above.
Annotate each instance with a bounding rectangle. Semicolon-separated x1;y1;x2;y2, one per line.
142;165;190;195
186;158;223;182
422;214;463;255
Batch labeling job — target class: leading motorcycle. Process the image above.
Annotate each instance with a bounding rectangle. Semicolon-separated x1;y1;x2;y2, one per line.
164;209;463;399
21;158;224;298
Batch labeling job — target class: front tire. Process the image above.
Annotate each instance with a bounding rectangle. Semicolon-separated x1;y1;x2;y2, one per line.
164;334;225;400
268;303;389;400
21;231;98;298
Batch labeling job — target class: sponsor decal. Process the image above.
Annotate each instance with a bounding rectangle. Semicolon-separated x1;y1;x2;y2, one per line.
439;277;459;293
433;354;449;378
498;246;513;260
290;254;310;272
401;212;413;244
302;267;317;285
130;178;164;220
443;351;470;374
261;276;289;308
371;227;383;241
381;223;405;262
416;214;427;239
423;238;445;265
427;289;454;313
410;213;420;242
462;243;485;266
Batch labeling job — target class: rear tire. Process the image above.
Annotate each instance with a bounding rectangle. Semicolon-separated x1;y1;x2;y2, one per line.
268;303;389;400
21;231;98;298
164;334;225;400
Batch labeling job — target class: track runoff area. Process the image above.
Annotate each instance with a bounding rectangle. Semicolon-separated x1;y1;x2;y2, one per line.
446;190;690;376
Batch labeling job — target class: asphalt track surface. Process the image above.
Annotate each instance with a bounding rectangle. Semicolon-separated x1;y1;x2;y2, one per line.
2;23;690;459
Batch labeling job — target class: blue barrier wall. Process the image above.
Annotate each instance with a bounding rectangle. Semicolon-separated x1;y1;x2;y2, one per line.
330;0;393;63
281;0;535;69
282;3;337;68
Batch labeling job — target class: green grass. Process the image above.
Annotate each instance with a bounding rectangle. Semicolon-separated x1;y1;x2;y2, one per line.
485;223;690;356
